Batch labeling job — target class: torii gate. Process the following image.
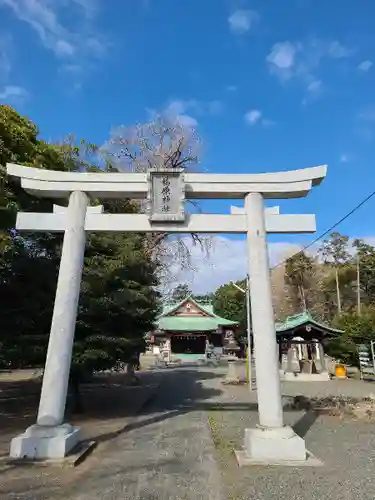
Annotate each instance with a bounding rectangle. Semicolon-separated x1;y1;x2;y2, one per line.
6;162;327;465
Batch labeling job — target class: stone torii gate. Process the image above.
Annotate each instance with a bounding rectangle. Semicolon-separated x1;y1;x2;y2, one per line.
6;162;327;465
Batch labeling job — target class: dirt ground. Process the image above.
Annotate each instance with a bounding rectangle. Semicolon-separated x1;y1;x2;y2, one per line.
0;367;159;459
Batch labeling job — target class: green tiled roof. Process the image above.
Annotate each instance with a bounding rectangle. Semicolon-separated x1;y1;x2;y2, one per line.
156;296;238;331
158;316;221;332
161;304;178;315
200;304;214;314
214;315;239;326
275;311;342;335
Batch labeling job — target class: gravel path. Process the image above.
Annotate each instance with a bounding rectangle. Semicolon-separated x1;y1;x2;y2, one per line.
64;367;224;500
2;364;374;500
210;379;375;500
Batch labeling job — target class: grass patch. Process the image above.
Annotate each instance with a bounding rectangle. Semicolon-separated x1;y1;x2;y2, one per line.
286;395;375;419
208;413;236;454
208;413;245;500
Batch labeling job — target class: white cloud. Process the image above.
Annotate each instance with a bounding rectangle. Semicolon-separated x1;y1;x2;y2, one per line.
175;114;197;128
328;41;354;58
164;100;199;128
262;118;276;128
267;38;353;95
55;39;75;57
0;38;28;101
359;106;375;122
162;98;224;128
0;84;28;101
358;60;373;72
164;236;304;294
244;109;275;127
164;234;375;294
244;109;262;125
228;9;259;35
71;0;99;19
0;0;107;76
302;79;323;105
208;100;223;115
267;41;297;71
339;154;348;163
307;79;322;93
0;38;11;80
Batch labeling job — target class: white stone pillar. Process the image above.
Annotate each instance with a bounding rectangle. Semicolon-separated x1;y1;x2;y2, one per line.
315;342;321;360
236;192;307;466
318;343;327;372
245;192;283;428
37;191;88;426
10;191;88;459
297;343;303;360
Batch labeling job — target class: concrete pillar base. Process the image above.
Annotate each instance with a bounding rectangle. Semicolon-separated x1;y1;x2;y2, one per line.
235;426;316;466
224;360;247;384
10;423;81;459
281;371;330;382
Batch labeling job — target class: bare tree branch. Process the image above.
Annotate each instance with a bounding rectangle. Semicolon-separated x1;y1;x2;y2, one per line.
101;113;210;281
101;114;202;173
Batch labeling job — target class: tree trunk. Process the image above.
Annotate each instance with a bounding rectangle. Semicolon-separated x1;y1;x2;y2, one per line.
299;279;307;312
70;373;83;414
335;267;341;314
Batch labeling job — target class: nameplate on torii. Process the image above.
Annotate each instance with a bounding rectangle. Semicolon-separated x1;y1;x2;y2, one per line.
147;167;185;223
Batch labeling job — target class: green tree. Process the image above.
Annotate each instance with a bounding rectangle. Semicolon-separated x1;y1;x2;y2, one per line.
193;293;213;303
0;236;58;368
171;283;192;302
70;218;160;408
0;105;68;367
285;251;316;312
328;307;375;365
352;239;375;305
0;107;160;406
318;232;350;314
213;280;247;335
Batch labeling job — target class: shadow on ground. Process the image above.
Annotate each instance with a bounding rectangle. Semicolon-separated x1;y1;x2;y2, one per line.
0;366;224;450
0;364;336;451
0;366;331;500
0;377;41;435
87;367;324;446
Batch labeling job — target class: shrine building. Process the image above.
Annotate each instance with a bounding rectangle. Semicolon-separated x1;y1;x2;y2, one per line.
150;297;239;359
276;311;342;381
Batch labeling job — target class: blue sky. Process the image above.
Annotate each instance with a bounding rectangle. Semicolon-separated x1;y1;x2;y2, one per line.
1;0;375;292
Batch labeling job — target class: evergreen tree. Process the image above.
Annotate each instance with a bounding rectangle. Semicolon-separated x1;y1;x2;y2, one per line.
213;280;247;334
285;251;315;312
171;283;192;302
0;106;160;399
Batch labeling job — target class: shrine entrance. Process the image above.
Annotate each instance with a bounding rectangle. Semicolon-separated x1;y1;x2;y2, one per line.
6;161;327;466
170;334;206;355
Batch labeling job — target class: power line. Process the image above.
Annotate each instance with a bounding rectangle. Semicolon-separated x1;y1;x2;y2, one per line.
271;188;375;271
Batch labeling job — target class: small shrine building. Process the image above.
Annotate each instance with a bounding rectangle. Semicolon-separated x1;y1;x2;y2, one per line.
150;297;238;359
276;311;342;381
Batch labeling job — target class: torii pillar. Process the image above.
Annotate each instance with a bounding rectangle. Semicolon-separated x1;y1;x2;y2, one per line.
237;192;307;465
